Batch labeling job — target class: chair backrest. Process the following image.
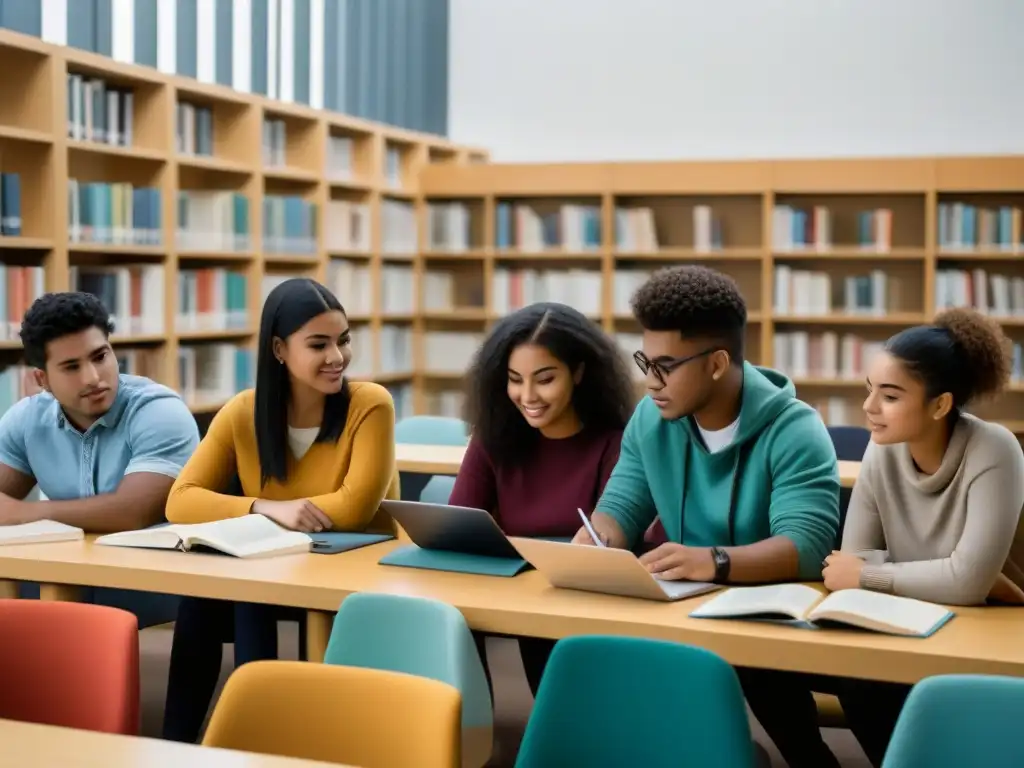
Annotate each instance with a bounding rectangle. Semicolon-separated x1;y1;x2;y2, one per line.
203;660;462;768
325;592;492;765
516;635;756;768
827;425;870;460
420;475;457;504
0;600;139;734
396;415;469;446
882;674;1024;768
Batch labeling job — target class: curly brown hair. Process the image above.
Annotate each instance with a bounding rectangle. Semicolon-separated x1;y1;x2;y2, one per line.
629;265;748;358
886;307;1012;416
934;307;1012;400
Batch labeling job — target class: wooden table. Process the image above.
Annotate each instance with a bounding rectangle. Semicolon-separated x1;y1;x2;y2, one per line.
0;537;1018;685
396;443;862;488
0;718;347;767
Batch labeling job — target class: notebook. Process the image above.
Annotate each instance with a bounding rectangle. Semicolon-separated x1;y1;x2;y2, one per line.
510;537;719;602
309;531;394;554
689;584;954;637
0;520;84;546
94;515;312;559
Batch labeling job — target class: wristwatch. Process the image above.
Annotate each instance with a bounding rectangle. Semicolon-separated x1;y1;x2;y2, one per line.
710;547;731;582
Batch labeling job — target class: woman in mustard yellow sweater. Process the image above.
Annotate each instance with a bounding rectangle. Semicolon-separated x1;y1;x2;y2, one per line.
161;278;398;743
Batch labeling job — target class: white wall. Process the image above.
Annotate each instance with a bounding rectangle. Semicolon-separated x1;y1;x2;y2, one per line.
449;0;1024;162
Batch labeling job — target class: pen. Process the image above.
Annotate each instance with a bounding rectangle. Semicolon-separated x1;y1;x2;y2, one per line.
577;508;607;547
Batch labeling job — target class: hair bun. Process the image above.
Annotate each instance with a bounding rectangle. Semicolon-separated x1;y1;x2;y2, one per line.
934;307;1012;400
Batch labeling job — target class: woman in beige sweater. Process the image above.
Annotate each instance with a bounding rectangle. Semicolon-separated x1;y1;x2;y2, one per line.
822;307;1024;766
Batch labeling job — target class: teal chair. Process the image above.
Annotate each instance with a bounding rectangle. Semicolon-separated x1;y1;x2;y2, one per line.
516;636;757;768
420;475;457;504
882;674;1024;767
395;416;469;502
324;592;492;767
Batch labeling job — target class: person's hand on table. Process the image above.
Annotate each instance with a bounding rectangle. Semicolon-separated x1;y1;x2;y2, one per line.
822;551;865;591
639;543;715;582
0;495;37;526
252;499;332;533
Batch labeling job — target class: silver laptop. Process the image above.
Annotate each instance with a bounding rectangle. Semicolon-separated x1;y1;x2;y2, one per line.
510;537;720;602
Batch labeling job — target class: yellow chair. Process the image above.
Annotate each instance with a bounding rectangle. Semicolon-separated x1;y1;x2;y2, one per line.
203;660;462;768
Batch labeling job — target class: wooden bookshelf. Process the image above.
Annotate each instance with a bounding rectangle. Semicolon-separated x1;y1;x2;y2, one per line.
417;158;1024;436
0;30;486;425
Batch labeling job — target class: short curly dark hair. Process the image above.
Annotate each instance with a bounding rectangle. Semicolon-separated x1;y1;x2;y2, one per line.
20;292;114;368
630;265;747;359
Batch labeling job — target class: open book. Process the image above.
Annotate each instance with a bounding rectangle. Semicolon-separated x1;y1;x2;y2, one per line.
690;584;954;637
0;520;84;546
95;515;312;559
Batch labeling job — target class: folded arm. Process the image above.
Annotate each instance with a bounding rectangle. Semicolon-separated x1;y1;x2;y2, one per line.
304;398;396;530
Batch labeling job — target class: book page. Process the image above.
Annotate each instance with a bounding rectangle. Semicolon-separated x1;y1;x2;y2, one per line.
94;525;185;550
0;520;83;544
184;515;311;557
691;584;823;620
809;589;951;636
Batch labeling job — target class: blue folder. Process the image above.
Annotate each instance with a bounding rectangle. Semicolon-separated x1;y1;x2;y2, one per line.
310;532;395;554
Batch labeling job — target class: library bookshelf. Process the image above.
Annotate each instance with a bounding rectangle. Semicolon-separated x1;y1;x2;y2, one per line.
416;157;1024;437
0;29;486;426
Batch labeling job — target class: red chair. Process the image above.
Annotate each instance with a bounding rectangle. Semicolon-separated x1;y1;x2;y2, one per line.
0;599;139;734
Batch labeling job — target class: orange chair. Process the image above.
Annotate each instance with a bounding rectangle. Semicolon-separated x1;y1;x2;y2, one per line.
204;660;462;768
0;599;139;735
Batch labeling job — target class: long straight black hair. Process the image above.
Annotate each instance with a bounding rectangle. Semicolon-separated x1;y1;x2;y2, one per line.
255;278;351;486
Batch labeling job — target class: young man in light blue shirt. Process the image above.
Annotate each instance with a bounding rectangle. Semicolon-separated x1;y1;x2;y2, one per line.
0;292;199;532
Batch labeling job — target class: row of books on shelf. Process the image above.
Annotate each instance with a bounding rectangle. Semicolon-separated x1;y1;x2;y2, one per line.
773;206;894;252
66;73;134;147
427;202;473;252
938;204;1022;251
0;174;22;236
178;191;250;252
262;118;288;168
327;136;356;182
422;332;482;375
492;268;603;317
615;205;725;253
0;265;45;341
421;272;483;313
178;344;255;406
381;200;417;254
774;330;1024;384
496;203;602;252
177;269;249;332
773;267;898;317
329;260;372;315
263;195;317;254
175;102;214;157
425;389;462;420
70;265;164;336
384;146;403;189
325;200;371;252
935;269;1024;317
68;180;162;245
0;367;35;412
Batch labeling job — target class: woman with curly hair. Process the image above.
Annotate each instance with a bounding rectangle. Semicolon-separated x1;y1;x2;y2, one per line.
822;307;1024;766
448;302;635;695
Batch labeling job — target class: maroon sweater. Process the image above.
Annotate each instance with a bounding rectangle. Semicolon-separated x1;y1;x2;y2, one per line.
448;427;624;538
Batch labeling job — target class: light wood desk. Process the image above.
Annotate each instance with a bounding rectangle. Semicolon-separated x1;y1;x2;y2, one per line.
0;718;347;768
0;538;1019;686
396;443;862;488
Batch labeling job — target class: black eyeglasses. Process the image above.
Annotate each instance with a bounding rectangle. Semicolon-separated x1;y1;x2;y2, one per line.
633;348;719;384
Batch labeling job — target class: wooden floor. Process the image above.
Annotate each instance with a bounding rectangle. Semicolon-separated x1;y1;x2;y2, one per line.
138;625;872;767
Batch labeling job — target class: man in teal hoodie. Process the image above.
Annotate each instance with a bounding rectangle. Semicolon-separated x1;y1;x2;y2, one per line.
574;265;840;768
